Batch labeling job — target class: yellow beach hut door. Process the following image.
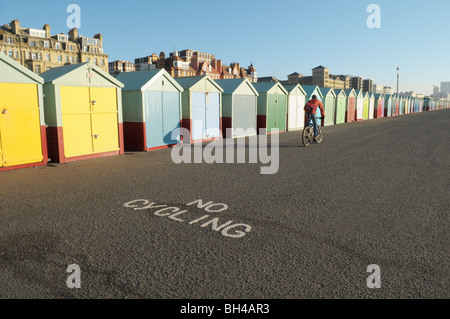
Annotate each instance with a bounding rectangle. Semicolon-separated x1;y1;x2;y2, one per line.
61;86;119;158
0;83;43;167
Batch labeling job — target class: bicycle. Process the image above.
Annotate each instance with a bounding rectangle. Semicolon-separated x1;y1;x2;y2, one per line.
302;114;324;147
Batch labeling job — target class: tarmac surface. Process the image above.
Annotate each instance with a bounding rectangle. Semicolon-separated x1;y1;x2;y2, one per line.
0;109;449;299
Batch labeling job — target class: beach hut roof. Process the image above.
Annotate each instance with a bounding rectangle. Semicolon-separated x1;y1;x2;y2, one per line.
41;62;124;87
116;69;183;92
252;81;288;95
0;51;44;84
215;78;259;96
282;83;306;95
174;76;223;92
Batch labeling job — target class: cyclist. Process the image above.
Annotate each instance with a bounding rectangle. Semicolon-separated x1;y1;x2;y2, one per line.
304;95;325;141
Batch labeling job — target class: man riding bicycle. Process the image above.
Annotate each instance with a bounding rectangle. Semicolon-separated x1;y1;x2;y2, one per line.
304;95;325;142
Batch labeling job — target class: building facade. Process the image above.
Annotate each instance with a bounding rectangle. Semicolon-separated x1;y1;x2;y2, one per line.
288;66;349;90
0;20;108;74
350;76;364;90
363;79;373;92
109;60;136;76
135;49;257;82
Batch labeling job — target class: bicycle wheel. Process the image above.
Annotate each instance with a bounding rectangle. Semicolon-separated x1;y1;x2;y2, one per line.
302;127;312;147
315;126;323;144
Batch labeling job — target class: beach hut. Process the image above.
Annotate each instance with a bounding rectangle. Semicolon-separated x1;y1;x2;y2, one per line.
399;96;406;115
41;62;124;163
334;89;347;125
404;96;410;114
384;94;393;117
282;83;306;131
175;76;223;143
215;78;258;138
116;69;183;152
319;87;337;126
253;82;288;134
362;91;370;120
0;52;48;171
343;89;357;123
374;94;385;118
368;92;375;120
394;95;400;116
354;90;364;121
303;85;324;126
409;97;415;113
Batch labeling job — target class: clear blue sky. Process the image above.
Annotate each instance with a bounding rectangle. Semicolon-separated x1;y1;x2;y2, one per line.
1;0;449;94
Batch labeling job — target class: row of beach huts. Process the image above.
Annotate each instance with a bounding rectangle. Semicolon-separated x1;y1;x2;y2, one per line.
0;52;448;172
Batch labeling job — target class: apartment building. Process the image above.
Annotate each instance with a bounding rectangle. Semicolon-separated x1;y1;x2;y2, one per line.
350;76;364;90
137;49;257;82
0;20;108;74
109;60;136;76
363;79;373;92
288;66;349;90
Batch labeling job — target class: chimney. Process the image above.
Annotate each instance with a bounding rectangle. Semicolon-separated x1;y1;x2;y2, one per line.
43;24;51;38
217;60;222;74
94;33;103;46
10;20;20;35
68;28;78;42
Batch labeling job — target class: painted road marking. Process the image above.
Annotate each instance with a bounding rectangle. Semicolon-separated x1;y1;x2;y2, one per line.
123;199;252;239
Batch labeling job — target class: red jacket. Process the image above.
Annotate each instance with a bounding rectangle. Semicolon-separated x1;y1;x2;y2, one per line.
305;99;325;116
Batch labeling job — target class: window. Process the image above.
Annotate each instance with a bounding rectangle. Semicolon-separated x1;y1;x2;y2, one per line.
44;41;49;48
94;58;97;65
57;55;62;63
55;43;61;50
27;52;31;59
34;65;40;73
45;54;50;62
69;56;73;63
86;58;90;62
14;51;18;58
30;41;36;47
7;50;13;58
32;52;37;60
6;37;12;44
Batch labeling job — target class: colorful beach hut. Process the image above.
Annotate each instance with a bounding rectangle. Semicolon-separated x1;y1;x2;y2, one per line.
175;76;223;143
354;90;364;121
116;69;183;152
215;78;258;138
0;52;48;171
362;91;370;120
319;87;336;126
253;82;288;134
374;94;385;118
384;94;393;117
343;89;357;123
41;62;124;163
282;83;306;131
334;89;347;125
368;92;375;120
